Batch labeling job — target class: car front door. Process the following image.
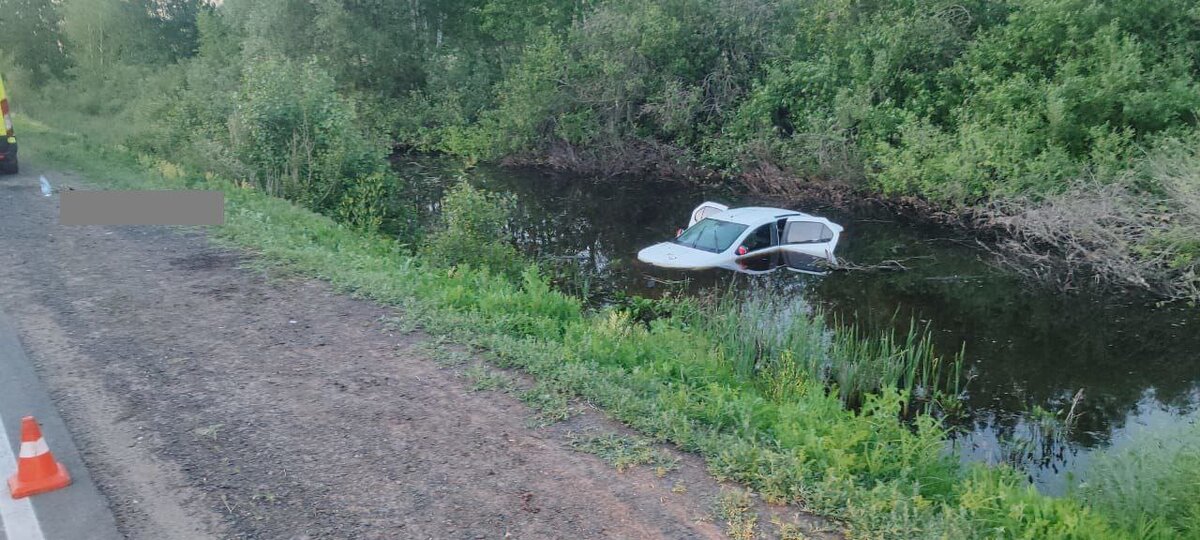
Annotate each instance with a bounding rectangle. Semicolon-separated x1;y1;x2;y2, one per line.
688;202;729;227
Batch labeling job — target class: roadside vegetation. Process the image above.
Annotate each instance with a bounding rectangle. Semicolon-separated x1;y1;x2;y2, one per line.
4;0;1200;537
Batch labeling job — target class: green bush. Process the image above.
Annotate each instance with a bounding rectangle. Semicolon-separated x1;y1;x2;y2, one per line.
231;57;385;210
447;0;783;166
335;171;390;233
421;181;522;277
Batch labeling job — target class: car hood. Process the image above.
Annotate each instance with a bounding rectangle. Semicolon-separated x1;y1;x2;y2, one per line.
636;242;724;269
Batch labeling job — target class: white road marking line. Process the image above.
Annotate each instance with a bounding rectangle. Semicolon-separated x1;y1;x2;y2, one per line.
0;415;46;540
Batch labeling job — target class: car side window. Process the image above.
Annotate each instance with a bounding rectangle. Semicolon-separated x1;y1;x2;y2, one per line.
743;224;773;252
784;221;833;244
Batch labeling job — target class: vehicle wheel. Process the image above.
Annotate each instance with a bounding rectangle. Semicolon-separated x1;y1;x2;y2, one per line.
1;156;17;175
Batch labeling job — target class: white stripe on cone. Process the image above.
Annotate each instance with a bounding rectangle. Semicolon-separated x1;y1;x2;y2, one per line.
18;437;50;459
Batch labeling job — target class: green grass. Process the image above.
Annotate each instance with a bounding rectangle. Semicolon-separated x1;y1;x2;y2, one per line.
464;364;516;392
715;488;759;540
1078;420;1200;539
15;114;1161;538
518;381;573;426
568;432;679;474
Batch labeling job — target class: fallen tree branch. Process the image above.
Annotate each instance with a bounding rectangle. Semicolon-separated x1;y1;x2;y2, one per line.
835;255;934;272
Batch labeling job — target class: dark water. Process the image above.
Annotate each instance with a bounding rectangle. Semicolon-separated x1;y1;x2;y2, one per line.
395;157;1200;494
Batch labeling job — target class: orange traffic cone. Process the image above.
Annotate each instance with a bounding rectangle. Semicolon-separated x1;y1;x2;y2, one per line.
7;416;71;499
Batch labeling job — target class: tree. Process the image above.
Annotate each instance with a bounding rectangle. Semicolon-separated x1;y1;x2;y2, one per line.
0;0;69;86
60;0;202;72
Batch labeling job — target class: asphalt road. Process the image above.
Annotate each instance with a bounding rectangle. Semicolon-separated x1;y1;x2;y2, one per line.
0;306;121;540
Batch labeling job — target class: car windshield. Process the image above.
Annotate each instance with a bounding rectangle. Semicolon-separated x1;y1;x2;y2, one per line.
673;218;748;253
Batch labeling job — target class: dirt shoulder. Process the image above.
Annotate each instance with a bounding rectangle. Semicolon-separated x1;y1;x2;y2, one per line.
0;167;831;538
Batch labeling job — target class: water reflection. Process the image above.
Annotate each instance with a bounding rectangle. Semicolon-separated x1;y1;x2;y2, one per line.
393;157;1200;490
724;252;832;276
959;392;1200;495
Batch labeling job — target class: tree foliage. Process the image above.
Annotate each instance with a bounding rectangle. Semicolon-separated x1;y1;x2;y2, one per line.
0;0;70;85
8;0;1197;284
10;0;1199;198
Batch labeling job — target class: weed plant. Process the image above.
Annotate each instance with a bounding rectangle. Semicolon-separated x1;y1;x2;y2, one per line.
568;432;679;473
716;489;759;540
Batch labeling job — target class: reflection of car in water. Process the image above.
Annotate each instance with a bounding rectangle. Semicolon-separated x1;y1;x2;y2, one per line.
637;202;843;275
734;250;833;275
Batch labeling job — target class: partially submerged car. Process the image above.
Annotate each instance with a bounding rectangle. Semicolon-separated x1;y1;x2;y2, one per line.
637;202;843;274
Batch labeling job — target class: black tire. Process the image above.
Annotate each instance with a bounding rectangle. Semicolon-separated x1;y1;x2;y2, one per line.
1;155;17;175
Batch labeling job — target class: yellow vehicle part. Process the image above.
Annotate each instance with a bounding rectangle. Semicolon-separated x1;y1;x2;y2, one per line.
0;74;13;138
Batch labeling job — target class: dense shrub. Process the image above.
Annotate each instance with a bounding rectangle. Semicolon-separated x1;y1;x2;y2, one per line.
230;58;383;208
870;0;1200;201
424;0;787;173
421;181;522;276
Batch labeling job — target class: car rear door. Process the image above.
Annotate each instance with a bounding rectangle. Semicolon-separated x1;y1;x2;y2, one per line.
780;217;841;265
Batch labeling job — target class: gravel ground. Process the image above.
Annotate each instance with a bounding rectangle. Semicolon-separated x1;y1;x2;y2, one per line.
0;168;832;539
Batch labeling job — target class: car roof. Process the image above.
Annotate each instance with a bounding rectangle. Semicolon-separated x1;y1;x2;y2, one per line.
713;207;814;226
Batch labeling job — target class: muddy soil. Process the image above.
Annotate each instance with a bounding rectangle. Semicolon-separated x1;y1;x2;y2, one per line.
0;168;833;539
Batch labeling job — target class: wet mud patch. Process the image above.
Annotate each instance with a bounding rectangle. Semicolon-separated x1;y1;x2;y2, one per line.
169;250;241;272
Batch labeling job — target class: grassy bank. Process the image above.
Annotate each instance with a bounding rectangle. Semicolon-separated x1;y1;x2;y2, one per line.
20;115;1200;539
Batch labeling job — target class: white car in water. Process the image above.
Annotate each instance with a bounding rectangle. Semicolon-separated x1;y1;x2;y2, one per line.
637;202;843;274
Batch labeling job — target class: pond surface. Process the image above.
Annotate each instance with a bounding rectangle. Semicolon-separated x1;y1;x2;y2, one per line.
395;157;1200;494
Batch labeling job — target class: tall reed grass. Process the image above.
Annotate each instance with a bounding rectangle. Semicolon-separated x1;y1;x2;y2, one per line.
690;287;963;413
1078;417;1200;538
